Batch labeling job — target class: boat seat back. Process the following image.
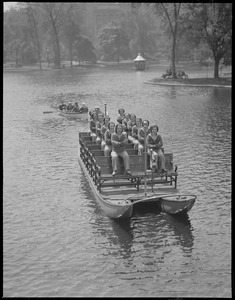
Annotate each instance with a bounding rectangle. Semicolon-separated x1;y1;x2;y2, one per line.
94;153;174;176
94;155;145;175
91;149;138;157
147;153;173;172
78;132;90;138
81;136;93;141
84;141;134;150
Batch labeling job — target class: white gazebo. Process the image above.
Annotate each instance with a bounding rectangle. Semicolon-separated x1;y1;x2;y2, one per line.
133;53;146;71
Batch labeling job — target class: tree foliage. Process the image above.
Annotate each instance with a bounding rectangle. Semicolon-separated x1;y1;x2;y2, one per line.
4;2;231;74
73;35;97;63
124;4;161;59
97;23;130;63
187;3;232;77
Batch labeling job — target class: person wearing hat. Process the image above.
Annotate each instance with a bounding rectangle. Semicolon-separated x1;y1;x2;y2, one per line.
67;102;74;111
111;123;132;176
146;124;166;173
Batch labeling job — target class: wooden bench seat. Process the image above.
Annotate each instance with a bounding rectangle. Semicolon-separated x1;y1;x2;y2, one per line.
84;140;134;150
91;155;144;191
91;148;138;157
91;153;178;191
78;132;90;138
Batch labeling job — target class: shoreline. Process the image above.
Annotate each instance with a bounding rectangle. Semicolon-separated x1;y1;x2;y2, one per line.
4;62;231;88
144;78;231;88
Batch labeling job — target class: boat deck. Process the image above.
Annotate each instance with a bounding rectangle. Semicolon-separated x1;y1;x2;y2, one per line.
101;184;179;204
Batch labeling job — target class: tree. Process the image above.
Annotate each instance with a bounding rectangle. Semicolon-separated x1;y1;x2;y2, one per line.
3;8;29;66
39;3;68;68
132;3;185;78
97;23;130;63
24;3;43;69
188;3;232;78
73;35;97;64
61;3;82;68
124;4;161;59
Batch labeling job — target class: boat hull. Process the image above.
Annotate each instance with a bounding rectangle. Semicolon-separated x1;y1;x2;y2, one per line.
160;195;196;214
78;155;133;219
58;109;88;120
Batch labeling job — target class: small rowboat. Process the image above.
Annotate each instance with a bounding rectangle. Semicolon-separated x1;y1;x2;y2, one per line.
78;132;196;219
58;108;88;120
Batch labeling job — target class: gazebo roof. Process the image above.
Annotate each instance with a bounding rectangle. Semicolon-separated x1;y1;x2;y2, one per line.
133;53;146;62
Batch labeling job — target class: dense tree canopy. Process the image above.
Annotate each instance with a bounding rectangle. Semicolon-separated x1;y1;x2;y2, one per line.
187;3;232;77
4;2;231;76
97;23;130;63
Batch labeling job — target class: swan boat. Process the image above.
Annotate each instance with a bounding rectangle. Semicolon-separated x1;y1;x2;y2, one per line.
78;132;196;219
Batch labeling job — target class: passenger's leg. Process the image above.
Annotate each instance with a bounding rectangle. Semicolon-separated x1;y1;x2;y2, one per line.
119;151;131;173
138;143;143;155
104;145;111;157
101;140;106;150
157;149;166;171
111;151;118;175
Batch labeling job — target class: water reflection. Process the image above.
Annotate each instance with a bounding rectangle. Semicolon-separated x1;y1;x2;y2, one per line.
162;213;194;254
169;86;177;99
110;219;134;259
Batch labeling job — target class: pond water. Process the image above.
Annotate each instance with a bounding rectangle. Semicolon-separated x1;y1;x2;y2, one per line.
3;65;231;297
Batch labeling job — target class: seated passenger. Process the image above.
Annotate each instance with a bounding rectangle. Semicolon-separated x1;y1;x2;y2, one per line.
96;113;104;144
129;113;136;127
138;120;150;149
111;124;132;176
117;116;124;125
124;120;133;137
146;125;166;173
79;102;88;113
67;102;74;111
101;115;110;150
130;117;143;155
73;102;80;112
104;121;115;157
58;102;67;110
89;112;98;141
122;113;131;127
117;108;126;122
94;106;102;118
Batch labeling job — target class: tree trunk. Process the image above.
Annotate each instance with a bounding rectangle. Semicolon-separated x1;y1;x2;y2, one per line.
15;47;19;66
214;59;220;78
53;37;61;68
51;21;61;68
172;34;177;78
69;46;73;68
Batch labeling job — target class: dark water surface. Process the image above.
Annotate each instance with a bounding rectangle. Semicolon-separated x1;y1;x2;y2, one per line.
3;66;231;297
